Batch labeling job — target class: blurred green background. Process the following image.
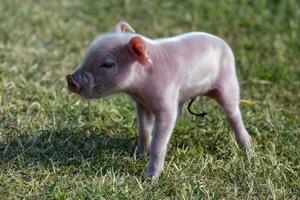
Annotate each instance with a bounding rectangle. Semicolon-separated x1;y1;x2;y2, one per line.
0;0;299;199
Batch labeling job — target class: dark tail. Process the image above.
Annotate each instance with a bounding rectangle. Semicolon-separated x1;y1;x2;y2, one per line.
187;97;207;117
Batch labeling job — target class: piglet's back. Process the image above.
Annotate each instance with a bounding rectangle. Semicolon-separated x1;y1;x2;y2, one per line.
152;32;230;96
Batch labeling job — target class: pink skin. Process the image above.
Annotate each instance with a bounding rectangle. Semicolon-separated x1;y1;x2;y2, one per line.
66;21;251;178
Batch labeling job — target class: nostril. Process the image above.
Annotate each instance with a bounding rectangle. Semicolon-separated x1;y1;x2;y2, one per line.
70;81;77;89
66;74;80;92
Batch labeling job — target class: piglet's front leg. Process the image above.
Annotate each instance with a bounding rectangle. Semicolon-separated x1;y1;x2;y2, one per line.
146;104;178;178
136;103;155;159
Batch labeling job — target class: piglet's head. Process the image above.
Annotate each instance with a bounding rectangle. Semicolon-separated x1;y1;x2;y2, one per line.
66;22;152;99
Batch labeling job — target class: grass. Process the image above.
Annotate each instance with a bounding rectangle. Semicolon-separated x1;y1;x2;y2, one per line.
0;0;299;199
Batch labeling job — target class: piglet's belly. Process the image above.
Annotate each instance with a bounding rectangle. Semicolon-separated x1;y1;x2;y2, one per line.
178;78;214;102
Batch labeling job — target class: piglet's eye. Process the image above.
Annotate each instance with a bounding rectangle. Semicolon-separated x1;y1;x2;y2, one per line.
100;62;115;68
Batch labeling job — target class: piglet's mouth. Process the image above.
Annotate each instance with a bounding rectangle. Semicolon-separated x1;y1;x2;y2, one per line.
93;84;102;90
66;74;81;93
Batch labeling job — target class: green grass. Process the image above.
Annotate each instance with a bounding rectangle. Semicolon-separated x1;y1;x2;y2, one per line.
0;0;299;199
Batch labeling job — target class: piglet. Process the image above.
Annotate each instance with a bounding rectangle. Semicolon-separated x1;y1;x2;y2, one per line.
66;21;251;178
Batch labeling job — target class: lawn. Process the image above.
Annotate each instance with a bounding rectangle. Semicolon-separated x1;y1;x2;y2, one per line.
0;0;299;199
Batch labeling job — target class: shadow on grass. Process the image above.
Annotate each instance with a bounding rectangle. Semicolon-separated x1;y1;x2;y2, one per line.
0;128;137;175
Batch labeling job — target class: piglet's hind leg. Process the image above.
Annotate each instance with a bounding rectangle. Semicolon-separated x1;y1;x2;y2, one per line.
224;102;251;148
208;87;251;148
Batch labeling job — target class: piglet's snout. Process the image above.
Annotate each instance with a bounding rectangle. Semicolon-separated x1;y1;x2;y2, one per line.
66;74;80;92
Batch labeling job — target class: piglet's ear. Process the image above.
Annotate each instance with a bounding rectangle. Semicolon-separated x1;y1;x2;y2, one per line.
114;21;135;33
128;36;152;67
